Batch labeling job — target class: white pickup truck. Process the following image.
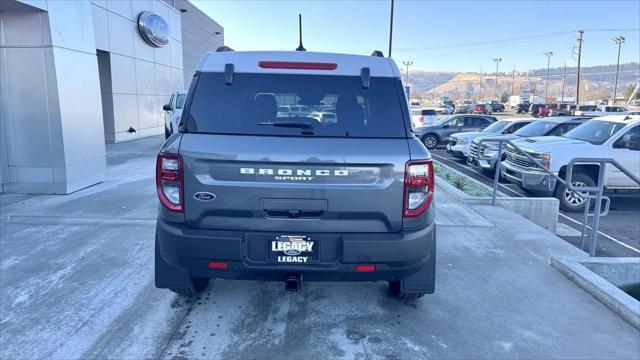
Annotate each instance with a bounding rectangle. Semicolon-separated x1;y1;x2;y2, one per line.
501;115;640;211
574;104;628;117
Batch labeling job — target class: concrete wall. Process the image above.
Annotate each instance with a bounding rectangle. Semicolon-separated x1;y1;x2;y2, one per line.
0;0;106;194
90;0;184;142
174;0;224;88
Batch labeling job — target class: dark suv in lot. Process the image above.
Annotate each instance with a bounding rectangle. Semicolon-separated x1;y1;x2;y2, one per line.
154;50;436;299
414;114;496;149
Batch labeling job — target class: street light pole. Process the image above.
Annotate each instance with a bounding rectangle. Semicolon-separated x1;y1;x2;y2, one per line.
492;58;502;100
575;30;584;106
402;61;413;85
479;67;483;101
612;36;625;105
543;51;553;99
388;0;394;58
561;60;566;102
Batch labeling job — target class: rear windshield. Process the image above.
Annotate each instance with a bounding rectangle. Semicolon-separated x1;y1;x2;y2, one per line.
185;73;407;138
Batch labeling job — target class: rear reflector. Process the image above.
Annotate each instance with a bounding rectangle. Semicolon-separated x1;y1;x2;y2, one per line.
355;265;376;272
258;61;337;70
208;262;228;270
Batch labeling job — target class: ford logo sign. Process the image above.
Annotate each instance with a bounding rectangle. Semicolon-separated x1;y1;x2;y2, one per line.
193;192;216;201
137;11;170;48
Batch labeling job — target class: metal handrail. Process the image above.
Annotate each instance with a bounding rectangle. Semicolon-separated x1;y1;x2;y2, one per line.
474;137;640;257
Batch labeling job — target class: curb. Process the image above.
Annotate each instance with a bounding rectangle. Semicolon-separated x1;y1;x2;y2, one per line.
551;257;640;329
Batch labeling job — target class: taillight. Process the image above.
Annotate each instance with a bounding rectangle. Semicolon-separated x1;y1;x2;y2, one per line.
403;160;434;218
156;153;184;212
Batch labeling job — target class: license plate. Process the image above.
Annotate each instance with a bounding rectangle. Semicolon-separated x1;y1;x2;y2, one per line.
270;235;316;263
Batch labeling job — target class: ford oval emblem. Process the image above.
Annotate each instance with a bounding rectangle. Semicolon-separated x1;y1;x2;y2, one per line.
137;11;170;48
193;192;216;201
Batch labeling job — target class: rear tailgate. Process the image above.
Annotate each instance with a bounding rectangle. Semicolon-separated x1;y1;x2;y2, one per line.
180;134;408;233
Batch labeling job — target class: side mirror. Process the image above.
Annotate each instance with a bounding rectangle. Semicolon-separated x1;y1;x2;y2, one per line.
442;124;449;129
162;104;172;111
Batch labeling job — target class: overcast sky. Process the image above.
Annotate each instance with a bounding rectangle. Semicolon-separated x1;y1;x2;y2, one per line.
193;0;640;73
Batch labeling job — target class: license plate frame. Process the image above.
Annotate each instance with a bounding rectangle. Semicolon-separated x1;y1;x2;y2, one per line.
269;235;317;264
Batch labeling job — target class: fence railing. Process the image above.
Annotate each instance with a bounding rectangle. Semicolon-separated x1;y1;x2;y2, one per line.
475;137;640;257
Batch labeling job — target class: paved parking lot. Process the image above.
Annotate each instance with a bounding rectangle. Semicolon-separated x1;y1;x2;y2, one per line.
1;136;639;359
431;147;640;258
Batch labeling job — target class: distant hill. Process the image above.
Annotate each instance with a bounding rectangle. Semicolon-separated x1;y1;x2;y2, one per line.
409;62;639;101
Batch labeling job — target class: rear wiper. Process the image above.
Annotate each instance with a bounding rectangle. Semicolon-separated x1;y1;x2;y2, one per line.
258;121;314;135
259;121;312;129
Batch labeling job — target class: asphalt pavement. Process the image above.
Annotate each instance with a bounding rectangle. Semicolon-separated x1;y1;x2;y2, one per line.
430;147;640;258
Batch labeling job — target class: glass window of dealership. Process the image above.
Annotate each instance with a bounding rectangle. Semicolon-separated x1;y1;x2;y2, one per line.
0;0;223;194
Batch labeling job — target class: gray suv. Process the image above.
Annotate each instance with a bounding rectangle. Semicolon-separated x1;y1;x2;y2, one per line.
155;50;436;299
415;114;497;149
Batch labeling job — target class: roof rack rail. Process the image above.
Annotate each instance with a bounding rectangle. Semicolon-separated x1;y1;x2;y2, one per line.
370;50;384;57
216;46;234;52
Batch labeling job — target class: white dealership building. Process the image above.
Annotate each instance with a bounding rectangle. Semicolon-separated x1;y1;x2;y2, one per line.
0;0;223;194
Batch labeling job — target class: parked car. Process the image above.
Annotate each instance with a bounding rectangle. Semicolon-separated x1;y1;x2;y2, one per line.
502;115;640;211
163;90;187;138
573;104;597;116
529;103;547;117
455;100;475;114
447;118;535;159
472;103;492;114
155;50;436;299
277;104;313;117
467;116;590;174
410;108;439;127
516;102;531;114
433;104;454;115
542;103;572;117
310;111;337;123
486;100;505;112
415;114;496;149
443;100;456;111
575;104;629;117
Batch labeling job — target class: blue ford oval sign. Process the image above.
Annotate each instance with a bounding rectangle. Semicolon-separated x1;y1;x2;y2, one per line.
193;192;216;201
137;11;170;48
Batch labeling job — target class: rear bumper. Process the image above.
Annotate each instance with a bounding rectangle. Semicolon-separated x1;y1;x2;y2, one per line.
156;218;436;283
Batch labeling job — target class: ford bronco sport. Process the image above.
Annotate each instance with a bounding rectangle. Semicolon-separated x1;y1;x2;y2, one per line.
155;49;436;299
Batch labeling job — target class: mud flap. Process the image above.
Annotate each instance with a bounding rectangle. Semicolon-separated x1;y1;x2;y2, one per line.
400;230;436;294
155;233;190;289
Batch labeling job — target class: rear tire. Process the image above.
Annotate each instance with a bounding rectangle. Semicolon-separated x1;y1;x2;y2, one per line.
422;134;439;149
170;277;210;296
554;172;595;212
388;280;426;299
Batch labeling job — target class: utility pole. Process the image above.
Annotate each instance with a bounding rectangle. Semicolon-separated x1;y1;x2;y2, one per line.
402;61;413;85
511;65;516;97
493;58;502;100
388;0;394;58
575;30;584;105
561;60;566;102
543;51;553;99
612;36;625;104
479;67;483;100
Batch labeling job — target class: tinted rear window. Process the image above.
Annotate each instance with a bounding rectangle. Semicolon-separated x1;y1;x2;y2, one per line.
185;73;407;138
422;110;437;115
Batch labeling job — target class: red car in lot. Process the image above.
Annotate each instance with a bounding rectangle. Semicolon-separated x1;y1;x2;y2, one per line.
471;104;491;114
539;103;572;117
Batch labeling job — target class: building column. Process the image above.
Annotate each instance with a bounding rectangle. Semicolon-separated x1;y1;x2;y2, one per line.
0;0;106;194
